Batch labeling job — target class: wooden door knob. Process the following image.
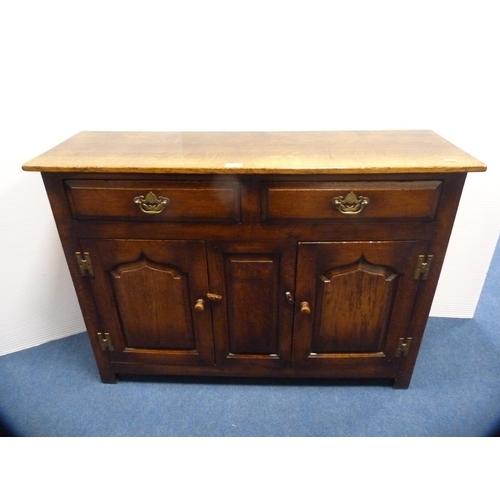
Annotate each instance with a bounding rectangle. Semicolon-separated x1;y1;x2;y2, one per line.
300;301;311;314
194;299;205;312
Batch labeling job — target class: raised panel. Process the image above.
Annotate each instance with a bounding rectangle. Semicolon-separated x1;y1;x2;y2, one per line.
65;180;241;222
111;258;195;349
225;254;280;355
82;239;215;366
312;257;398;353
207;240;295;369
262;181;442;222
293;240;429;374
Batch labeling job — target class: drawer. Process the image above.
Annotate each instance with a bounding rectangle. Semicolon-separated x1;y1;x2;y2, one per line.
65;180;241;222
262;181;442;222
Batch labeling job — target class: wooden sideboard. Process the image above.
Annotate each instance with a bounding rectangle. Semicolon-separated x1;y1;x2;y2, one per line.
23;131;486;388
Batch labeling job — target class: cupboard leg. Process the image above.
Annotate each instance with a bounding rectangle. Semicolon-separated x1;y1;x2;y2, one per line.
98;369;117;384
93;359;117;383
392;374;411;389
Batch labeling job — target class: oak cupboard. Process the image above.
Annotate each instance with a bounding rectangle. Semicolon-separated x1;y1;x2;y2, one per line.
23;131;486;388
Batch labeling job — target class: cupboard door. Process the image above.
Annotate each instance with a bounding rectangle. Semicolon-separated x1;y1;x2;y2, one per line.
81;239;214;366
207;241;295;370
292;241;428;377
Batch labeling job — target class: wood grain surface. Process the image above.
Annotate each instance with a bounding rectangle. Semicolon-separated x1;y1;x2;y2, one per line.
22;130;486;174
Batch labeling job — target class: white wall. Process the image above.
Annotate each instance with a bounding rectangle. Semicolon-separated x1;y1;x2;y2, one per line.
1;0;499;355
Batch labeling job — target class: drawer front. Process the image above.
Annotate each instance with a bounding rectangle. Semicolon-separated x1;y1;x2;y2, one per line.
65;180;241;222
262;181;442;222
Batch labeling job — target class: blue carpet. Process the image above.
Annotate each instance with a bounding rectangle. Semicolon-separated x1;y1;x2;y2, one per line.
1;240;499;437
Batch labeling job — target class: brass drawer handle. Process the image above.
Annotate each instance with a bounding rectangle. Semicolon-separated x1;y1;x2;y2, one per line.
134;191;170;214
332;191;369;214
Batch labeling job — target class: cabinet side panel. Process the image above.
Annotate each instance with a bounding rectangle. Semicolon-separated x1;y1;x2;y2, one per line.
225;255;280;355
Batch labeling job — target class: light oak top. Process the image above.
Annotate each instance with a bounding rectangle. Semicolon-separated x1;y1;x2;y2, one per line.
22;130;486;174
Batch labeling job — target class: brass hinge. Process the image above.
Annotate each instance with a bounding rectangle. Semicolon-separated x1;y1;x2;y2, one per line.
97;332;114;351
76;252;94;277
414;255;433;280
396;337;412;357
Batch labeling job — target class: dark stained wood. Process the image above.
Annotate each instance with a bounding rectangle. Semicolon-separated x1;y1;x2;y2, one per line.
207;240;295;369
262;181;442;221
312;258;398;352
65;180;241;222
83;239;215;366
40;174;118;383
111;258;195;349
393;173;468;388
224;254;280;354
292;240;428;373
26;132;485;388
